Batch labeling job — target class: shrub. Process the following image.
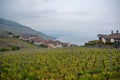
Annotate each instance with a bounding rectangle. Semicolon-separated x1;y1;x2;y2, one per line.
85;40;103;46
105;42;114;45
39;44;48;48
8;32;13;35
13;35;20;38
11;46;20;51
0;47;10;52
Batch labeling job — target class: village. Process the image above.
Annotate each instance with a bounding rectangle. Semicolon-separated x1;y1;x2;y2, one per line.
0;31;77;49
19;34;77;48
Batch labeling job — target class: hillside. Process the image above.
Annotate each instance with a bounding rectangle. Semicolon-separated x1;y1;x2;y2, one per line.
0;37;37;51
0;18;54;40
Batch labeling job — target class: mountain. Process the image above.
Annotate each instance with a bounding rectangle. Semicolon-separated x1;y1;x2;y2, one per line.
0;18;54;40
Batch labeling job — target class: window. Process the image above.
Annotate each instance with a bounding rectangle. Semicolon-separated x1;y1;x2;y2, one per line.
114;41;117;48
118;41;120;46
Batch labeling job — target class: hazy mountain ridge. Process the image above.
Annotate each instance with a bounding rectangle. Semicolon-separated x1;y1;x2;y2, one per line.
0;18;54;40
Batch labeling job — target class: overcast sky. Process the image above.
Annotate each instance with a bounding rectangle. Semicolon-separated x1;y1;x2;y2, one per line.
0;0;120;36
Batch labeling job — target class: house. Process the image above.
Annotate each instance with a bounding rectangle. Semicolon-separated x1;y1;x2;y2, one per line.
47;40;62;48
29;37;47;45
19;36;30;41
19;34;38;41
33;41;43;45
97;30;120;48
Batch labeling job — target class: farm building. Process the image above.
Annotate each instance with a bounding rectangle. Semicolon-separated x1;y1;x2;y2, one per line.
97;30;120;48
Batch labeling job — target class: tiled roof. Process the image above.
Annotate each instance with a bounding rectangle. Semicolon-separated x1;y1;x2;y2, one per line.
98;33;120;39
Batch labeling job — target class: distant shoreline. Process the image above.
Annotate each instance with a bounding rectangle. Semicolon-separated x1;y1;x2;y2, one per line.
55;36;97;46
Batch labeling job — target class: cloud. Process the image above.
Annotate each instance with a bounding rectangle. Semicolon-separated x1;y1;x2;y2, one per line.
0;0;119;36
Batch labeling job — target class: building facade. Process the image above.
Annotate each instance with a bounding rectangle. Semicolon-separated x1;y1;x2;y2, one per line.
97;30;120;48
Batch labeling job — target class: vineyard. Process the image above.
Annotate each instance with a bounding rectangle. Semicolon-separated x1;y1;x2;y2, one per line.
0;47;120;80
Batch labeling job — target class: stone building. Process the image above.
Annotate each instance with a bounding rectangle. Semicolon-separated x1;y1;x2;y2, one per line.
98;30;120;48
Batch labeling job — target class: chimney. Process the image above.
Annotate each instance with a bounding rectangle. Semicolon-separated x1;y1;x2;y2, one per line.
111;30;113;35
116;30;119;35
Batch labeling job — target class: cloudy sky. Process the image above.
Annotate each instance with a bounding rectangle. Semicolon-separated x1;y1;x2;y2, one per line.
0;0;120;37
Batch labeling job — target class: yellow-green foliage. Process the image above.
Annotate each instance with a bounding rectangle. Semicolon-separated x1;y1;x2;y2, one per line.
0;47;120;80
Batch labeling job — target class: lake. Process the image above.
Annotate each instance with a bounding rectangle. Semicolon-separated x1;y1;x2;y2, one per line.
56;36;97;46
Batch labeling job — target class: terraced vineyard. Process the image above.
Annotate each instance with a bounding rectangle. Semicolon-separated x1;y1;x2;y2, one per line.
0;37;37;49
0;47;120;80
